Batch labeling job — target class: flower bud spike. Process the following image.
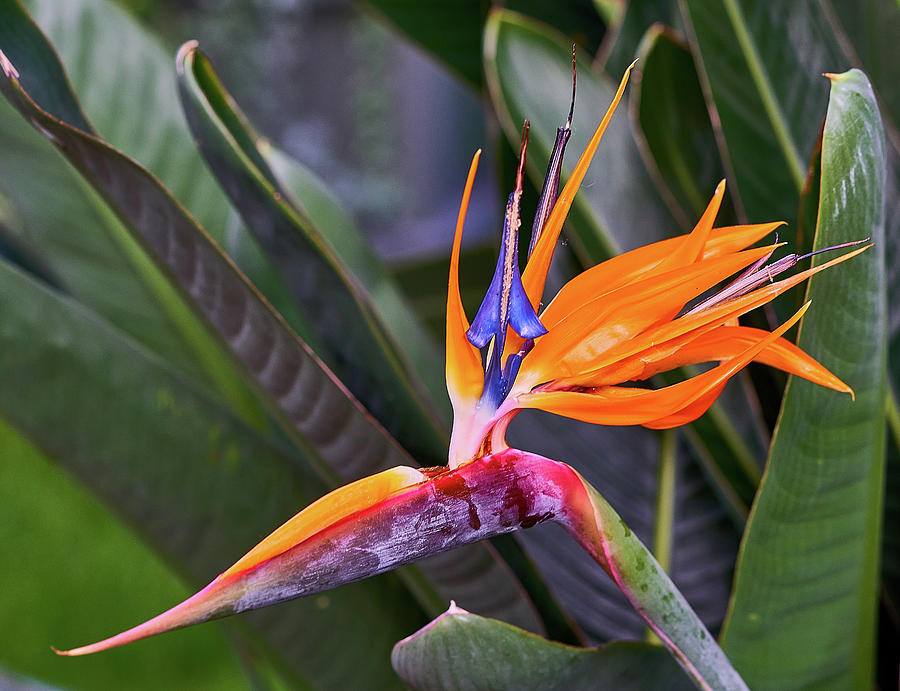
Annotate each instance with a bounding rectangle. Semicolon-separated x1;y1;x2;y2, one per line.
527;45;577;259
467;122;546;350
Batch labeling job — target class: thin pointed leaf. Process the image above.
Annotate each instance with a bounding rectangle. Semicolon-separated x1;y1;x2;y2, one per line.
176;44;448;464
720;69;886;689
391;606;691;691
0;257;425;689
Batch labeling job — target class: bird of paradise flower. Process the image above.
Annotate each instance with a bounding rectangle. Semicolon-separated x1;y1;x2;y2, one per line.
55;62;865;689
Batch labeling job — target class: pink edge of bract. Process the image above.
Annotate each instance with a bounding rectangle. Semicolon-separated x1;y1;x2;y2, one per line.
52;575;236;656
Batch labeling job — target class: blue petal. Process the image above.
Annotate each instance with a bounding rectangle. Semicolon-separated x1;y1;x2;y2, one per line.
508;270;547;339
466;193;546;349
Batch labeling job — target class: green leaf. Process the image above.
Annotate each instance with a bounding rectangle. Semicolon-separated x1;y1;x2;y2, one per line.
679;0;850;226
176;44;449;464
0;49;419;485
633;25;730;226
0;0;269;426
598;0;682;79
0;0;90;131
720;69;887;689
0;257;425;688
361;0;606;89
0;420;250;691
824;0;900;134
484;9;679;264
391;605;691;690
362;0;486;87
25;0;319;351
263;146;447;412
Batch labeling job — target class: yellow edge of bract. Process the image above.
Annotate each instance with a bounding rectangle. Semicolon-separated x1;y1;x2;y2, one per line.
446;150;485;406
220;466;426;579
521;60;637;307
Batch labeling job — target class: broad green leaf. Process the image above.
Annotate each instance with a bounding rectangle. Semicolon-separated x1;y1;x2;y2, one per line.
721;69;886;689
484;9;679;264
824;0;900;133
679;0;850;227
0;258;426;689
633;25;730;225
176;44;448;464
0;51;419;486
23;0;319;351
362;0;485;87
598;0;682;79
391;605;691;690
0;420;253;691
823;4;900;621
360;0;605;89
0;0;269;426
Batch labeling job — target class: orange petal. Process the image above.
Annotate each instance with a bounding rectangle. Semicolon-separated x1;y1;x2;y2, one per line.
634;326;850;394
539;221;784;330
518;303;812;426
653;180;725;273
521;61;636;309
522;245;778;384
557;244;869;386
446;150;485;407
